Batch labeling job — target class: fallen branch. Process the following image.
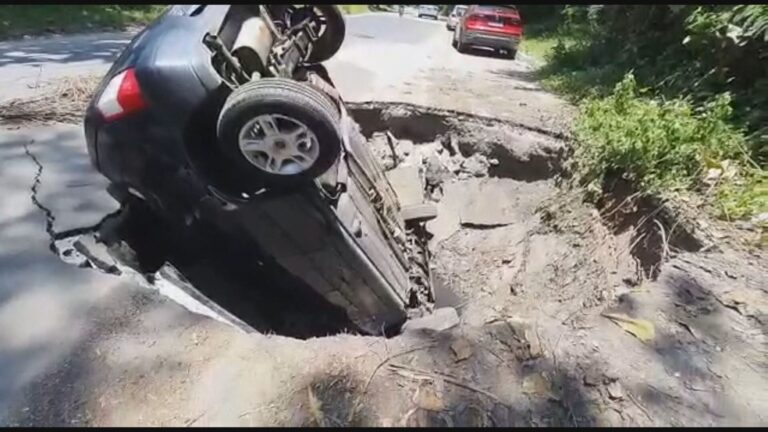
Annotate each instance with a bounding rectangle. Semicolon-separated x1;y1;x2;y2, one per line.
387;363;503;403
600;191;641;220
348;343;437;423
627;392;653;423
653;218;670;262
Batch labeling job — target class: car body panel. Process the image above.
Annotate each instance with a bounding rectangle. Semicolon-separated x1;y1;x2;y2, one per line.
446;5;468;30
83;5;412;334
456;4;523;52
418;5;440;19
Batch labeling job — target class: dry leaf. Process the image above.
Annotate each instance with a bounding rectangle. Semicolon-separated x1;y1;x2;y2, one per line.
602;312;655;343
414;382;444;411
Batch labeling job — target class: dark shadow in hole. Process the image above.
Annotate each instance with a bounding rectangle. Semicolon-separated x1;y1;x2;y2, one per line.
483;144;563;182
597;177;703;280
349;103;565;183
98;199;361;340
348;106;450;143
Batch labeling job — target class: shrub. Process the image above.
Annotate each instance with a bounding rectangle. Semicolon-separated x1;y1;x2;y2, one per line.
572;73;763;217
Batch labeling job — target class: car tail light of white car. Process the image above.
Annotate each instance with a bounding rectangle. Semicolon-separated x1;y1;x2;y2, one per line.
96;68;147;122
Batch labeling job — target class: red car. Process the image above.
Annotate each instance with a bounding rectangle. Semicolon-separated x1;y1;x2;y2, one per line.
452;5;523;59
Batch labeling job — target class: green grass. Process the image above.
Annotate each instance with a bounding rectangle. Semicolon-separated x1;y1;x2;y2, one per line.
338;5;370;15
519;35;558;63
572;73;767;222
0;5;165;39
522;23;767;225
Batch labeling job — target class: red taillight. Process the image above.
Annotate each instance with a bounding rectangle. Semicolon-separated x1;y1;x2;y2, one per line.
96;68;146;121
465;14;483;29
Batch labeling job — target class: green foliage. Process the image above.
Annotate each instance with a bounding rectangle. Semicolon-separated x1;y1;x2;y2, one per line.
540;5;768;169
0;5;165;39
716;171;768;221
523;5;768;222
572;74;765;218
338;5;370;15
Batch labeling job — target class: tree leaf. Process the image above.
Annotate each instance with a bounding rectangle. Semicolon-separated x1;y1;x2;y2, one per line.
602;312;656;343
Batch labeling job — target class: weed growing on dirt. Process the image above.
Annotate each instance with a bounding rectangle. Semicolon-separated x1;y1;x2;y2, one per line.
716;171;768;221
572;74;766;221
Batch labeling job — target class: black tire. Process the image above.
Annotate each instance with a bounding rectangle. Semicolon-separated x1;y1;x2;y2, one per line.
306;5;346;63
456;36;468;53
217;79;342;188
271;5;345;64
506;49;517;60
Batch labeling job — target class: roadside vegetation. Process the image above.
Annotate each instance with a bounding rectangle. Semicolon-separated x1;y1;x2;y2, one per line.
0;5;165;39
339;5;370;15
519;5;768;243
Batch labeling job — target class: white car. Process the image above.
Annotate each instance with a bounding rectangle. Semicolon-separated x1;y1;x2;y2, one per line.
446;5;468;31
417;5;439;20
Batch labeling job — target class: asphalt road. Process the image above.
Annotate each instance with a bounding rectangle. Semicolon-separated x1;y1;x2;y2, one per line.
0;12;447;102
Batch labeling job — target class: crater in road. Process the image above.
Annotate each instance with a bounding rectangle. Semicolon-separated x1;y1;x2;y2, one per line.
50;102;569;341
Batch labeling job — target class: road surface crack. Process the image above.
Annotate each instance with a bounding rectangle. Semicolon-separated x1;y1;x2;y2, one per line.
22;139;121;256
22;139;60;254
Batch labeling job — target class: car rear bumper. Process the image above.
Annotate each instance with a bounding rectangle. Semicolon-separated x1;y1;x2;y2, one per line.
463;31;520;50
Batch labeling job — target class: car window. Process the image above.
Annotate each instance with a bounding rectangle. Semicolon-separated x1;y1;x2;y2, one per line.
474;5;519;15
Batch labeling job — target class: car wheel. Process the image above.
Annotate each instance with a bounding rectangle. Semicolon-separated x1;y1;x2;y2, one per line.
506;49;517;60
217;78;342;188
279;5;345;63
456;36;468;53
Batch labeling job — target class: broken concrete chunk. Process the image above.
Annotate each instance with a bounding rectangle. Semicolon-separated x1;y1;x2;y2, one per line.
386;165;424;208
718;289;768;321
424;154;451;188
430;187;444;203
606;381;625;400
458;179;528;228
450;338;473;362
397;139;415;157
460;153;490;177
403;307;459;333
583;371;602;387
401;203;438;222
73;235;122;275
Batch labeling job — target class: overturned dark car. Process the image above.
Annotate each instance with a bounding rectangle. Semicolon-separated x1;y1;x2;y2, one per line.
84;5;434;334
